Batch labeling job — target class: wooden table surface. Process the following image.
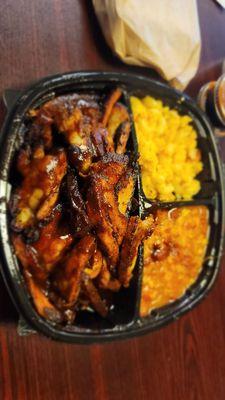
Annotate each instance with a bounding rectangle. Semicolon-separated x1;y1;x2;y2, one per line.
0;1;225;399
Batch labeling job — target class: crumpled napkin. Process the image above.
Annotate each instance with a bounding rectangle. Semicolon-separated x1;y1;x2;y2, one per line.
216;0;225;8
93;0;201;90
215;0;225;8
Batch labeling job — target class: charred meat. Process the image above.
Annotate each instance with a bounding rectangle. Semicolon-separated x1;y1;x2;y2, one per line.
9;88;153;325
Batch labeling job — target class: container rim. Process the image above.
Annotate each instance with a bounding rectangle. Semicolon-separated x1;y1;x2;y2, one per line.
0;70;224;343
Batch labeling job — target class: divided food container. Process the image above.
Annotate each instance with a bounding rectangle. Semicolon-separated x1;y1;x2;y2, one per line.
0;71;224;343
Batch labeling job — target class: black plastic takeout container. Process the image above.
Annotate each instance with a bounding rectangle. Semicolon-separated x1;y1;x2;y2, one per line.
0;71;224;343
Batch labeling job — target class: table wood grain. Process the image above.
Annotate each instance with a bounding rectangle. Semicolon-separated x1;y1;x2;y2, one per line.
0;1;225;399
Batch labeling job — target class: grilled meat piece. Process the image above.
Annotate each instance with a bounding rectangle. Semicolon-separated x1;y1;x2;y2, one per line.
68;145;93;176
32;209;73;273
98;257;121;292
85;249;103;279
31;94;101;147
25;271;62;323
82;277;108;317
86;177;119;268
87;154;129;268
22;118;53;150
12;209;72;279
17;146;32;177
11;89;145;324
54;234;96;306
118;216;154;287
91;127;114;156
67;170;90;238
90;153;129;184
116;168;136;215
115;121;131;154
106;102;129;150
102;189;127;246
12;234;48;283
12;234;62;322
102;88;122;127
10;148;67;231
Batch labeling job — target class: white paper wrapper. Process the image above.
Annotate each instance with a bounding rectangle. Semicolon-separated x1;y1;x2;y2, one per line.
93;0;201;90
215;0;225;8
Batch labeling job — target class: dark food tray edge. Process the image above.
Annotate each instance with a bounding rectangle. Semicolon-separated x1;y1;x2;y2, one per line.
0;71;224;343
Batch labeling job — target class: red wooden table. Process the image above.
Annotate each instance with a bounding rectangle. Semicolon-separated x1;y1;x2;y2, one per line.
0;1;225;399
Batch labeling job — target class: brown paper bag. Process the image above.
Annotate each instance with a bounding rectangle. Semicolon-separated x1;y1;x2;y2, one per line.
93;0;201;90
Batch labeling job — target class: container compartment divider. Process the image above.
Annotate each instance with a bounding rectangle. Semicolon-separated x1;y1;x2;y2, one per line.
0;71;224;342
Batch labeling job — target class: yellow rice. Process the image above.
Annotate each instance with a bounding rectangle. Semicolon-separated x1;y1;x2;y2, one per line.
130;96;203;201
140;206;209;316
